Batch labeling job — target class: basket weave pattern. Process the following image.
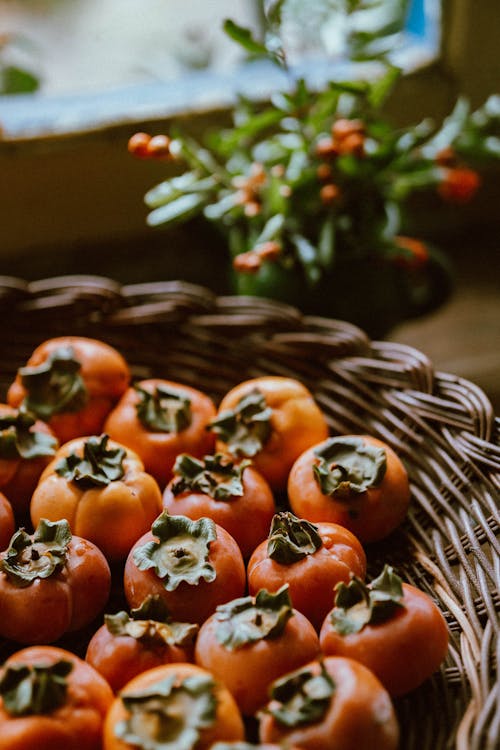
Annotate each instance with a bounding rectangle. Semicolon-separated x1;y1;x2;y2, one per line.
0;275;498;749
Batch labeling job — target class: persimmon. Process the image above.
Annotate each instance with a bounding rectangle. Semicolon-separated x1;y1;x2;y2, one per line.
103;662;245;750
7;336;130;444
124;511;246;625
208;376;328;492
195;585;320;716
104;379;217;489
0;645;113;750
287;435;410;543
162;453;275;558
30;434;163;561
258;656;399;750
211;744;301;750
0;491;15;550
247;512;366;630
319;565;449;696
0;518;111;644
0;405;58;521
86;594;199;693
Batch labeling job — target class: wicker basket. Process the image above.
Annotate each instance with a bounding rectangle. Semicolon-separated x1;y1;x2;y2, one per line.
0;274;498;750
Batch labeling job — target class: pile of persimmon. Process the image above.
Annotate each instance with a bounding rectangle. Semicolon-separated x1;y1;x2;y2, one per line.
0;335;450;750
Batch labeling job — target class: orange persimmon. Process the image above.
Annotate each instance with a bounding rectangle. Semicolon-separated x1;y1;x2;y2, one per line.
259;656;399;750
0;491;15;551
104;378;217;489
103;662;245;750
0;405;58;521
195;585;320;716
86;595;198;693
247;512;366;630
208;376;328;492
7;336;130;444
162;453;275;558
0;645;113;750
319;566;449;696
287;435;410;543
0;518;111;644
124;511;246;625
30;434;163;561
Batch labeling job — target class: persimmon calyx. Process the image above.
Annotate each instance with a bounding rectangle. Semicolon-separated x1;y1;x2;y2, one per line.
208;389;272;457
0;411;57;460
105;596;198;648
133;512;217;592
55;433;126;488
0;659;72;716
172;453;251;500
215;584;293;650
267;511;322;564
19;345;88;420
115;673;217;749
135;385;192;433
266;661;334;728
313;436;386;497
1;518;71;587
331;565;405;635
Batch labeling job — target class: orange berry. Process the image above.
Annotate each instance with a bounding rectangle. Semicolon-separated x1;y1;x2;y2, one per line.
435;146;456;167
337;132;365;157
127;132;151;158
320;183;341;205
244;201;262;217
317;163;333;181
394;236;429;269
315;137;339;160
233;251;262;273
332;118;365;141
255;241;282;261
146;134;173;160
438;167;481;204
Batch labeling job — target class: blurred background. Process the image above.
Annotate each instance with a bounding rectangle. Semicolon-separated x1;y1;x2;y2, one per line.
0;0;499;408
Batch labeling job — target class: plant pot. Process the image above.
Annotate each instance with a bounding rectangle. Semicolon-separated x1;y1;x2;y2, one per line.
231;248;453;340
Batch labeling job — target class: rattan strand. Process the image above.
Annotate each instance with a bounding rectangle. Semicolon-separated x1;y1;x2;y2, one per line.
0;275;497;750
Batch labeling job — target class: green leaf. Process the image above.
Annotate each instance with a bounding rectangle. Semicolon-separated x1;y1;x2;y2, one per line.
268;661;335;728
208;389;272;458
331;565;405;635
0;411;57;460
116;673;217;750
267;512;322;565
223;20;269;57
0;661;72;717
291;233;321;287
1;65;39;95
145;174;217;209
147;193;208;227
133;513;217;592
0;519;71;588
312;436;387;498
171;453;251;501
19;346;87;421
255;213;285;244
135;385;192;433
317;217;336;270
368;65;401;109
215;585;293;650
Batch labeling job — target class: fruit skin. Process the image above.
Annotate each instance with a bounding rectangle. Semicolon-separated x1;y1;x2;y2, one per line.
85;621;193;694
123;521;246;625
259;656;399;750
0;491;15;551
213;376;329;492
7;336;130;445
30;437;163;562
195;605;320;716
104;379;217;490
0;645;114;750
103;662;245;750
0;404;58;521
162;461;275;559
287;435;410;543
319;581;449;696
247;521;366;630
0;529;111;645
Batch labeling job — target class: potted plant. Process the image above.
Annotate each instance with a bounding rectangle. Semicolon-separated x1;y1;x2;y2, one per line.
128;1;499;337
